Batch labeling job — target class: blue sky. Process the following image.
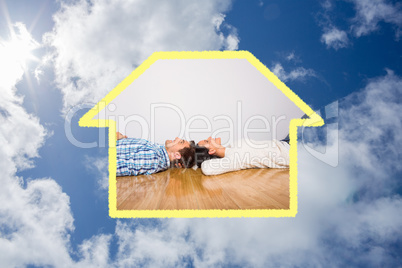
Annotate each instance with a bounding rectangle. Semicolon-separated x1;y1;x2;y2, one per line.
1;0;401;267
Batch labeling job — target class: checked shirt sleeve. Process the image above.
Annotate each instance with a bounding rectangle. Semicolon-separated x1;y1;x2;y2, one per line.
116;138;169;176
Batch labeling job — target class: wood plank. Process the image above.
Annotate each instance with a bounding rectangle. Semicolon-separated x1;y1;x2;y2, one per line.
117;172;170;210
212;169;288;209
158;169;199;210
116;176;136;208
189;169;240;209
116;168;290;211
240;169;290;209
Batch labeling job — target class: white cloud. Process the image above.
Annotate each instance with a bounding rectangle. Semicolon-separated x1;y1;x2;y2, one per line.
350;0;402;38
44;0;239;112
0;21;113;268
321;0;333;10
225;32;240;50
0;23;48;170
321;27;349;49
84;155;109;190
338;70;402;197
114;221;195;267
0;23;75;267
212;13;226;31
77;234;112;267
318;0;402;48
0;179;75;267
286;51;296;61
271;62;316;82
317;2;350;50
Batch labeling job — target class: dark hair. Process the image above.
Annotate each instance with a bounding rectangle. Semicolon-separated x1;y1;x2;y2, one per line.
175;141;196;168
194;145;219;168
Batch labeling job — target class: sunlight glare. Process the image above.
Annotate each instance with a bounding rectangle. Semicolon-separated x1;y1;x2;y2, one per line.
0;22;40;88
0;22;40;70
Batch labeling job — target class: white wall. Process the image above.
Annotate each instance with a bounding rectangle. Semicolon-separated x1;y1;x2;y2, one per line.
95;58;305;146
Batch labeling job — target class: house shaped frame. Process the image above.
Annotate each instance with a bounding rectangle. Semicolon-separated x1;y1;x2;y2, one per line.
79;51;324;218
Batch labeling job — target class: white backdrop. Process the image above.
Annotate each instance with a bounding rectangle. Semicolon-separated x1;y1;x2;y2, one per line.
95;59;305;145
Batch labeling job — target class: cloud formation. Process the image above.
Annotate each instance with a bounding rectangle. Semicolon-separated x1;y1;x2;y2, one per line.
320;27;349;49
318;0;402;49
350;0;402;38
271;62;316;82
44;0;239;112
0;23;75;267
84;155;109;190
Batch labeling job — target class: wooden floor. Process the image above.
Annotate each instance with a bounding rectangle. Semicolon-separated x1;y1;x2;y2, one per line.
116;168;289;210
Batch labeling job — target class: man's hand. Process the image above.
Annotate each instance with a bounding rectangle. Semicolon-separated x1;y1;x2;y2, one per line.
116;132;127;140
175;162;183;168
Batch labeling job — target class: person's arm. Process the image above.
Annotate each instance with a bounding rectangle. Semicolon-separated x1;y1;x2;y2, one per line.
144;149;167;175
201;156;241;176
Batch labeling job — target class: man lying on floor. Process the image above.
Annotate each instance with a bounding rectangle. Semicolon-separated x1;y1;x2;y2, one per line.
116;132;195;176
195;136;290;176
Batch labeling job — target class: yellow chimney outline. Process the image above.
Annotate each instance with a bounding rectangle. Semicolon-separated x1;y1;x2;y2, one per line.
79;51;324;218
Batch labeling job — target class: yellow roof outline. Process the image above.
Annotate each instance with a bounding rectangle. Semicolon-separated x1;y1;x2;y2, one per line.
79;50;324;218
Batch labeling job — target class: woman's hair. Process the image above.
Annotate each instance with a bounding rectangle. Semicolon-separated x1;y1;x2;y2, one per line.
194;145;219;168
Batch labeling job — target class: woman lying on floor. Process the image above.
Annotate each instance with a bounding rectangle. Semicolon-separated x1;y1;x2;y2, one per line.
195;137;290;176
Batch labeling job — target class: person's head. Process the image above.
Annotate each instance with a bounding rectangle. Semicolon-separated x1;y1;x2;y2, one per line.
165;137;196;168
197;137;223;156
195;137;224;167
194;145;219;167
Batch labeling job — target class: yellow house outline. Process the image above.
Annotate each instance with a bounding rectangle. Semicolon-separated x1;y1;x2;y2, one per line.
79;51;324;218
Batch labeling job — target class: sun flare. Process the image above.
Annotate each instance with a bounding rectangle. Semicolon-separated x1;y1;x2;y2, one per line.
0;23;39;70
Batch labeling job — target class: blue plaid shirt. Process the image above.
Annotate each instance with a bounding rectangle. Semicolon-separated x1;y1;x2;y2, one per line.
116;138;170;176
